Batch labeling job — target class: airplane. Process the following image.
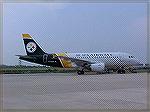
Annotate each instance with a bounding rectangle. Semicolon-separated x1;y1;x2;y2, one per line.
17;34;143;75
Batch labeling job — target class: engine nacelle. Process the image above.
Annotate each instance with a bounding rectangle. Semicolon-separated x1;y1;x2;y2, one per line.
90;63;105;72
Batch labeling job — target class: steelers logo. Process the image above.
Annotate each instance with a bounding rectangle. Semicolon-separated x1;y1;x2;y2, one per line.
26;42;37;53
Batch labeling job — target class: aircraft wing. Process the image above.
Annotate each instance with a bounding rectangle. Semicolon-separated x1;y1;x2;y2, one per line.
57;56;95;67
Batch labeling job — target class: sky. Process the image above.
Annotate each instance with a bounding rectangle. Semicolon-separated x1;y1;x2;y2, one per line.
3;2;148;65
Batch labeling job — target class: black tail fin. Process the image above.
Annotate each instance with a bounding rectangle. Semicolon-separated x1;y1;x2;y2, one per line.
22;34;46;56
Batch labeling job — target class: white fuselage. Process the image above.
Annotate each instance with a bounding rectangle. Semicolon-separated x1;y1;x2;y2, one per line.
66;52;142;69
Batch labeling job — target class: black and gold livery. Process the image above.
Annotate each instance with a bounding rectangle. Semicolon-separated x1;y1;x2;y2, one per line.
17;34;143;75
18;34;63;67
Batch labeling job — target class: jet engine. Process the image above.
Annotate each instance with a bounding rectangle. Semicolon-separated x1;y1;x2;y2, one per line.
90;63;105;72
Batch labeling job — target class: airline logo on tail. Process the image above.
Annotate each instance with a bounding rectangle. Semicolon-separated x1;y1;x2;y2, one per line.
22;34;46;55
22;34;37;53
26;42;37;53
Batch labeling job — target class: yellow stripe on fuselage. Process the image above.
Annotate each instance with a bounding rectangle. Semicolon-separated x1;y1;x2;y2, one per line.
56;53;73;68
56;53;66;57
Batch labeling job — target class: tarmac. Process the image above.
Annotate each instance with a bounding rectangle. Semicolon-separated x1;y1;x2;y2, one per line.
2;73;149;110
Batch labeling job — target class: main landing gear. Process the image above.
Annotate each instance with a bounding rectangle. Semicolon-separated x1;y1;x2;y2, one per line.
117;67;126;74
77;63;88;75
77;70;84;75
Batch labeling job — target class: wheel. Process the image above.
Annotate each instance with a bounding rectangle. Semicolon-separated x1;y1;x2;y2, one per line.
117;69;125;74
117;69;121;74
77;70;84;75
122;69;125;74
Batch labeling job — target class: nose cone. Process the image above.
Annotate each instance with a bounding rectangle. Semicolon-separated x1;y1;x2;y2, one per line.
132;58;143;66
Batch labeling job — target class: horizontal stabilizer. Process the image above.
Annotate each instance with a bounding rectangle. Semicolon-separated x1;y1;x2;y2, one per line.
15;55;23;57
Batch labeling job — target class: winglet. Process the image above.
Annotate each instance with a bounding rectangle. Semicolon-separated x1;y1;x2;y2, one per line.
22;34;32;39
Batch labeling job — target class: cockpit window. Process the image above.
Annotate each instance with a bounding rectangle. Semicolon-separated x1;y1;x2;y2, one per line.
129;56;134;58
